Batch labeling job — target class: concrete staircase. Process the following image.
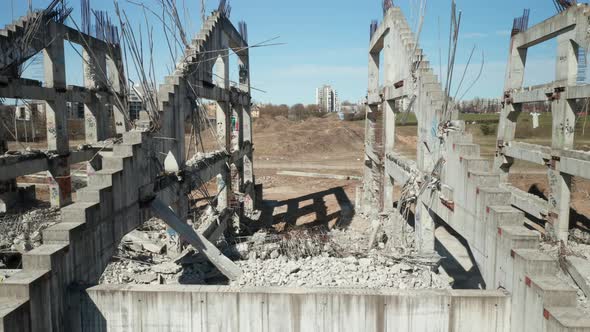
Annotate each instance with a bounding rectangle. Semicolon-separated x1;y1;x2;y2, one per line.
381;8;590;330
441;129;590;331
0;131;155;331
0;11;47;73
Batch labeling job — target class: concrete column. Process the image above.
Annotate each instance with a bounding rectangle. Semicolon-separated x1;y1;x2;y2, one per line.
363;49;381;215
231;105;240;153
106;52;130;134
495;36;527;178
216;101;231;211
383;100;396;209
44;33;68;153
363;105;380;216
546;34;577;242
494;103;522;175
415;201;435;254
44;26;71;207
83;48;109;144
238;50;256;210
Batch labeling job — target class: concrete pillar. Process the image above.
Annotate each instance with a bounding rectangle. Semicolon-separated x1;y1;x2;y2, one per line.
363;105;381;216
383;100;396;209
494;103;522;175
44;33;69;153
106;52;129;134
546;34;577;242
363;49;381;216
415;201;435;254
238;50;256;210
43;26;71;207
495;36;527;178
216;100;231;211
214;50;231;211
83;48;109;143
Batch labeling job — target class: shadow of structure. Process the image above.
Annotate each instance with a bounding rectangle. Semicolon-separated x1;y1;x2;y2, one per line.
395;203;486;290
260;186;355;232
528;184;590;233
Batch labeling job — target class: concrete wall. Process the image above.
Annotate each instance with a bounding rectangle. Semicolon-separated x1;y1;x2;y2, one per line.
83;285;510;332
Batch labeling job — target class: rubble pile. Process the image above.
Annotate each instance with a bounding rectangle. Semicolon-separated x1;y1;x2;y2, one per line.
100;216;452;290
233;254;451;289
0;208;60;254
100;218;189;285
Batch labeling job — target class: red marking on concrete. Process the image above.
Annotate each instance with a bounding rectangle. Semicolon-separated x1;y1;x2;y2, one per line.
498;228;502;236
525;276;531;287
543;309;550;320
510;250;515;258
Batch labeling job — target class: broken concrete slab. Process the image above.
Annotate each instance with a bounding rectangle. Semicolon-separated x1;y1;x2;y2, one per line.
123;230;166;254
565;256;590;297
150;198;242;281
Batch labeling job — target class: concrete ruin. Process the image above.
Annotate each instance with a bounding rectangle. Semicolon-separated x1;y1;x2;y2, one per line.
360;4;590;332
0;1;589;332
0;4;256;331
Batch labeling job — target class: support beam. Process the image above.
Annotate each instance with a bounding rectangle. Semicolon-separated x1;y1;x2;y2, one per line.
546;32;577;242
150;198;242;281
83;49;109;143
43;30;71;207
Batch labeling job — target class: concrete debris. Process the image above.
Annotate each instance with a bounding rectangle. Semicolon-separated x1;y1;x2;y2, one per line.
0;207;59;255
122;230;166;254
231;254;451;289
152;262;183;274
100;216;449;290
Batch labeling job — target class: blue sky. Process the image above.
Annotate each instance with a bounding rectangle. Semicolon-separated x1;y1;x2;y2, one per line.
1;0;569;105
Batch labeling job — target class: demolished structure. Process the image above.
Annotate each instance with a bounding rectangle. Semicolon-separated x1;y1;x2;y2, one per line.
360;3;590;331
0;1;256;330
0;0;589;331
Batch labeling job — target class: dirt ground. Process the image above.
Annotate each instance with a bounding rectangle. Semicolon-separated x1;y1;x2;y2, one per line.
250;114;590;232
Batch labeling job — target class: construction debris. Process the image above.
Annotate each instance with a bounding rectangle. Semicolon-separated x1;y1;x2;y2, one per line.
0;207;59;254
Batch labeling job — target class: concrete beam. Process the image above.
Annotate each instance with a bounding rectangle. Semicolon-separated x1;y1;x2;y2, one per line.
512;11;576;49
0;148;101;181
502;141;550;166
150;198;242;281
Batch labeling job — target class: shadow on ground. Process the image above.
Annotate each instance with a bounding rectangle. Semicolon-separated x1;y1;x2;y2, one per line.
260;186;355;231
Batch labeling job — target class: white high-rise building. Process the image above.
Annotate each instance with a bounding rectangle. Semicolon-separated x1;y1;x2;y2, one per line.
316;85;340;113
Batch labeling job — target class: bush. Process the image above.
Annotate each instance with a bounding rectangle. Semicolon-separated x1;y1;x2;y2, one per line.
480;123;497;136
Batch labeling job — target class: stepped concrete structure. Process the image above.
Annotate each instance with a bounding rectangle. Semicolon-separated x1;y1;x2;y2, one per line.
360;4;590;332
0;2;589;332
0;6;256;331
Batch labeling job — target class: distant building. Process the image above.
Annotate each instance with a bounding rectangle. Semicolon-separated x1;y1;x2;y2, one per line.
316;85;340;113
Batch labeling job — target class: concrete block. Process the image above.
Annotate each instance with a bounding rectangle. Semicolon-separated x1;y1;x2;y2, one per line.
0;270;51;331
510;249;558;331
76;185;113;221
495;226;540;290
544;306;590;332
88;169;121;188
0;298;30;332
481;207;525;286
524;276;578;332
42;222;86;244
60;202;101;227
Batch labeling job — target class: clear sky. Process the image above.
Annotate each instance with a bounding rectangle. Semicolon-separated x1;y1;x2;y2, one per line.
1;0;571;105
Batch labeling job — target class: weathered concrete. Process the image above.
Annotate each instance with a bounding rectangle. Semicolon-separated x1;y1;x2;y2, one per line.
362;5;590;332
84;285;510;332
0;8;257;332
